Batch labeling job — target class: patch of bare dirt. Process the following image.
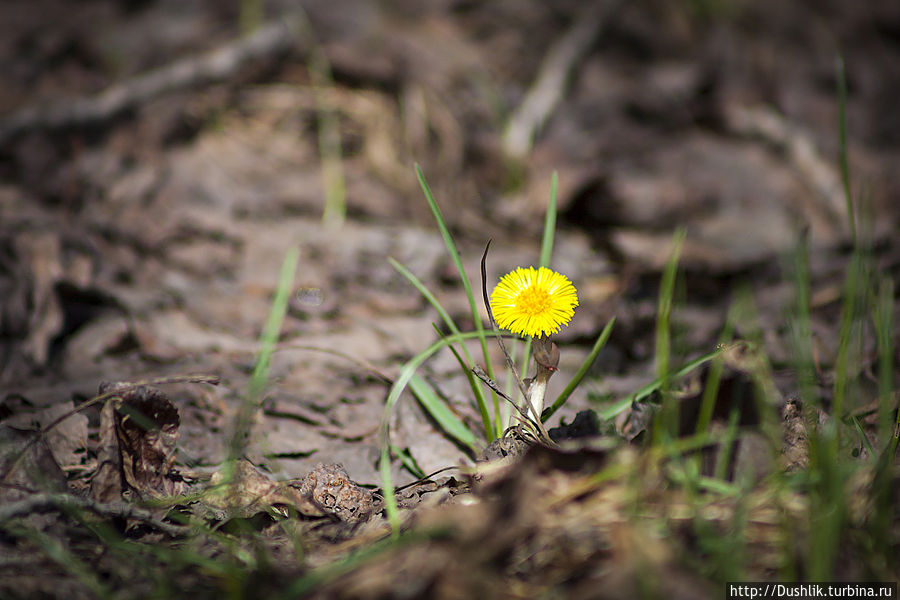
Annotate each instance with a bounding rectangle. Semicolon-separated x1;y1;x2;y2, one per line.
1;0;899;597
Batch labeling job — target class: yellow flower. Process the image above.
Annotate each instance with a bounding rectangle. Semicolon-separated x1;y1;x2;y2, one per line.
490;267;578;338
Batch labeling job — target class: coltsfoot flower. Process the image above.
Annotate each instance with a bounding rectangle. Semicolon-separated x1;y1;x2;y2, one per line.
490;267;578;338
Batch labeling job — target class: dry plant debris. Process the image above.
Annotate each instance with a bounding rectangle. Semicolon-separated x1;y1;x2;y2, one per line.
91;382;184;502
1;1;899;597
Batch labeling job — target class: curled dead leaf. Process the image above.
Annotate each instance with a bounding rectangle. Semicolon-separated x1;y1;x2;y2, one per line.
90;382;184;503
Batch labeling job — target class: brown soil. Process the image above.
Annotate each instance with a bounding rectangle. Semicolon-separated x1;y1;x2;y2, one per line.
1;1;899;598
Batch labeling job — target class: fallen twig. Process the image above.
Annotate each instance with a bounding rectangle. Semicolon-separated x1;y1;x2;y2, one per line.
723;104;849;237
0;13;309;146
502;0;622;158
0;493;189;538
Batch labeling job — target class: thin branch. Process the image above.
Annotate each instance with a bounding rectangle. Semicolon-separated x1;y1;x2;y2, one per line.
277;343;393;384
0;13;309;145
393;466;461;493
0;494;189;538
502;0;622;158
471;365;540;431
723;104;849;237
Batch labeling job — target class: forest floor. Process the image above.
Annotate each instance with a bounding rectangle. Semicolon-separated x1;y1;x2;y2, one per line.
1;1;899;598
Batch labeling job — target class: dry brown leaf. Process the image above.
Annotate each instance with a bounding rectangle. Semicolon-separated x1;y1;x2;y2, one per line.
0;425;67;504
89;382;184;502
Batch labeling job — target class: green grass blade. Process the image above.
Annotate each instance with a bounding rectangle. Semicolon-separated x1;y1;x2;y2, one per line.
382;331;504;435
849;416;877;460
408;373;479;451
788;232;816;408
247;248;300;399
390;257;493;436
379;330;502;531
833;251;867;448
415;165;491;364
512;171;561;428
239;0;264;34
872;277;894;443
15;525;113;600
539;171;558;268
653;228;685;444
248;248;299;400
835;55;855;246
235;248;299;461
390;257;460;339
390;444;427;479
667;462;741;496
695;346;726;436
542;316;615;421
713;406;741;481
892;413;900;460
433;323;493;436
415;165;499;427
379;443;400;534
696;307;736;434
310;40;345;226
597;347;723;421
785;230;846;579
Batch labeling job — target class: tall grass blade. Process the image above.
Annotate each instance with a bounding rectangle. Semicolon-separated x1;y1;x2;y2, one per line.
653;228;685;444
239;0;264;34
415;165;499;428
408;373;479;451
597;346;724;421
835;56;855;246
390;257;493;436
311;43;345;226
713;406;740;481
787;231;816;407
434;323;493;429
391;444;426;480
248;248;299;400
379;443;400;535
832;252;867;443
538;171;558;268
849;416;876;459
516;171;561;425
696;309;736;434
785;230;846;578
379;330;502;531
235;248;299;461
872;277;894;443
15;525;113;599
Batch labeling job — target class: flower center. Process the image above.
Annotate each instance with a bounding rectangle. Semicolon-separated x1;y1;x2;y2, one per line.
516;286;552;316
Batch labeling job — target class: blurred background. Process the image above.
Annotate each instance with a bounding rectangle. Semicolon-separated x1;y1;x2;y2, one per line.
1;0;898;484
